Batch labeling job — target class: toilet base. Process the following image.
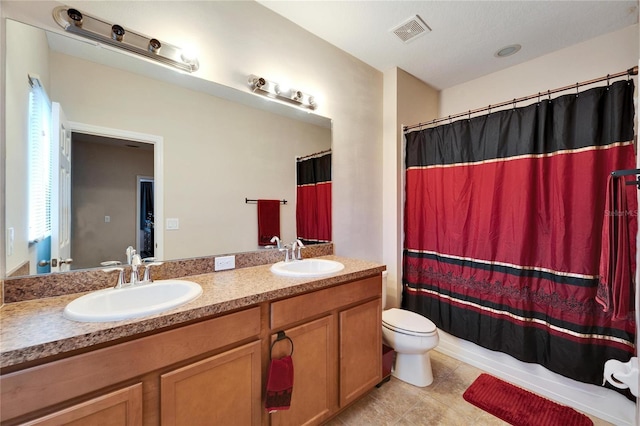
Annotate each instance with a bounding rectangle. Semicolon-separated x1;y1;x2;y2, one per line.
392;352;434;387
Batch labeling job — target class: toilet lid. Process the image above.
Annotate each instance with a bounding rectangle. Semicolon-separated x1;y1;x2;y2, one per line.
382;308;436;335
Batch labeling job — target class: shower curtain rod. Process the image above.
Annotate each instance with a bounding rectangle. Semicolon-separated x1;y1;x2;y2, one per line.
404;66;639;132
297;149;331;161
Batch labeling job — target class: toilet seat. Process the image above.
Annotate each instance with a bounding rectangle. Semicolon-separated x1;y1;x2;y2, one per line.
382;308;436;337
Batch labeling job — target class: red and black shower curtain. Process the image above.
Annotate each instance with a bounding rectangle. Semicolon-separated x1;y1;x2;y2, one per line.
296;152;331;245
403;80;637;386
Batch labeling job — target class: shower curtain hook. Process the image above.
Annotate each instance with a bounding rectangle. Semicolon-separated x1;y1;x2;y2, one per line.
547;90;551;102
537;92;541;104
468;110;471;121
575;82;579;97
448;115;452;124
513;98;517;110
488;104;491;114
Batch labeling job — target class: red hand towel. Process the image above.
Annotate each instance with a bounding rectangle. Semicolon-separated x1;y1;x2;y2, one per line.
265;355;294;413
258;200;281;246
597;175;635;320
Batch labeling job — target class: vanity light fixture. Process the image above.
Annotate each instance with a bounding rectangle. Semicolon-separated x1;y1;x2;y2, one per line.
248;75;317;110
52;6;199;73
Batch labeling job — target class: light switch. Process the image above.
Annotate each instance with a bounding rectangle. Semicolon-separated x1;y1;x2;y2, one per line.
104;215;111;223
166;218;180;230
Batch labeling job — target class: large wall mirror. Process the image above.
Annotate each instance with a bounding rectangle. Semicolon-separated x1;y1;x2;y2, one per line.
5;18;332;279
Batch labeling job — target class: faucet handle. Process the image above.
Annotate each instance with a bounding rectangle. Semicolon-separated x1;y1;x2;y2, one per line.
142;257;156;263
294;239;305;260
279;244;292;262
102;267;125;289
142;262;164;282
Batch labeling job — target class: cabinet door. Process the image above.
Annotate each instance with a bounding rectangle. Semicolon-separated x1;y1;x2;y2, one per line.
160;340;261;426
23;383;142;426
339;298;382;407
270;315;336;426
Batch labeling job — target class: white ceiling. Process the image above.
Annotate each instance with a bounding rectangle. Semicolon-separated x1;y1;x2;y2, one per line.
258;0;639;90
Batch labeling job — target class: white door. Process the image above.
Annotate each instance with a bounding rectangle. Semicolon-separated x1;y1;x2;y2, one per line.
50;102;72;272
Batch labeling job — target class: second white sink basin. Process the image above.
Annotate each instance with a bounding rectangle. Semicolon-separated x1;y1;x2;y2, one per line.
271;258;345;277
63;279;203;323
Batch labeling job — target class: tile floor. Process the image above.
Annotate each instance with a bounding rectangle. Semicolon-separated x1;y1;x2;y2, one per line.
324;350;613;426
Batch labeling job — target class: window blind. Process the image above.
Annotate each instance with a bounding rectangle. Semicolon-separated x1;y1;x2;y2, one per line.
28;76;52;242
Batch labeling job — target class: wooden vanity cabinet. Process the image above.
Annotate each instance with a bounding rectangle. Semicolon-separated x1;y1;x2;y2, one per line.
0;307;262;426
269;275;382;425
1;273;382;426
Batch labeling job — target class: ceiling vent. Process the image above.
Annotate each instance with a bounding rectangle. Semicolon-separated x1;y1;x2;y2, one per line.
390;15;431;43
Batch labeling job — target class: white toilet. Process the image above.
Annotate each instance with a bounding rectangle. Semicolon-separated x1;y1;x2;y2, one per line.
381;271;439;387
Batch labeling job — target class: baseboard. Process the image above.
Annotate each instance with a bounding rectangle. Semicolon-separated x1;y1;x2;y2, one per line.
436;331;636;425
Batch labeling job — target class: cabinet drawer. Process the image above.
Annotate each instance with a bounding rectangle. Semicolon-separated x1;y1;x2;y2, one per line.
270;275;381;329
1;307;261;423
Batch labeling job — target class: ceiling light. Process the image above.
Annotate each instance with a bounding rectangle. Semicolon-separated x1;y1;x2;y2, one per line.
67;8;83;27
52;6;199;73
148;38;162;53
248;74;317;110
111;24;125;42
495;44;521;58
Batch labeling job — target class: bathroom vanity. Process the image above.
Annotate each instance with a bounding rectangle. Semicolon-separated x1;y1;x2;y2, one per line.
0;256;384;425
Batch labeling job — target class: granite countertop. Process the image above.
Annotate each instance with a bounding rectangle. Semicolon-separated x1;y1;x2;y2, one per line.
0;255;385;369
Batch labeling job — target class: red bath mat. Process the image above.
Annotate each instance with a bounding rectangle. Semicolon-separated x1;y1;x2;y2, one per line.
463;374;593;426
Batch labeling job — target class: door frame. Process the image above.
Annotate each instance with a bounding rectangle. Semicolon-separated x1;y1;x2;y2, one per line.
68;122;164;262
50;102;72;273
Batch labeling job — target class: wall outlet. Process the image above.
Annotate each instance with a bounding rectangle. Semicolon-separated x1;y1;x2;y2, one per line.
215;255;236;271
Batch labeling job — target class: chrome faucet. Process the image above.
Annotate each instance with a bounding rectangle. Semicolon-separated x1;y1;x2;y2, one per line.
294;239;305;260
270;236;282;249
125;245;135;264
130;253;142;284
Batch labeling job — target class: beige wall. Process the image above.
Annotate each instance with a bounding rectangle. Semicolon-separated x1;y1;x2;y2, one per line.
382;68;439;308
2;0;384;266
440;24;638;117
5;19;50;275
71;140;154;269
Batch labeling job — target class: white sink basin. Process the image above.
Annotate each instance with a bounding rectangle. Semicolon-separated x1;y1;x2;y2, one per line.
63;279;203;323
270;259;345;277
